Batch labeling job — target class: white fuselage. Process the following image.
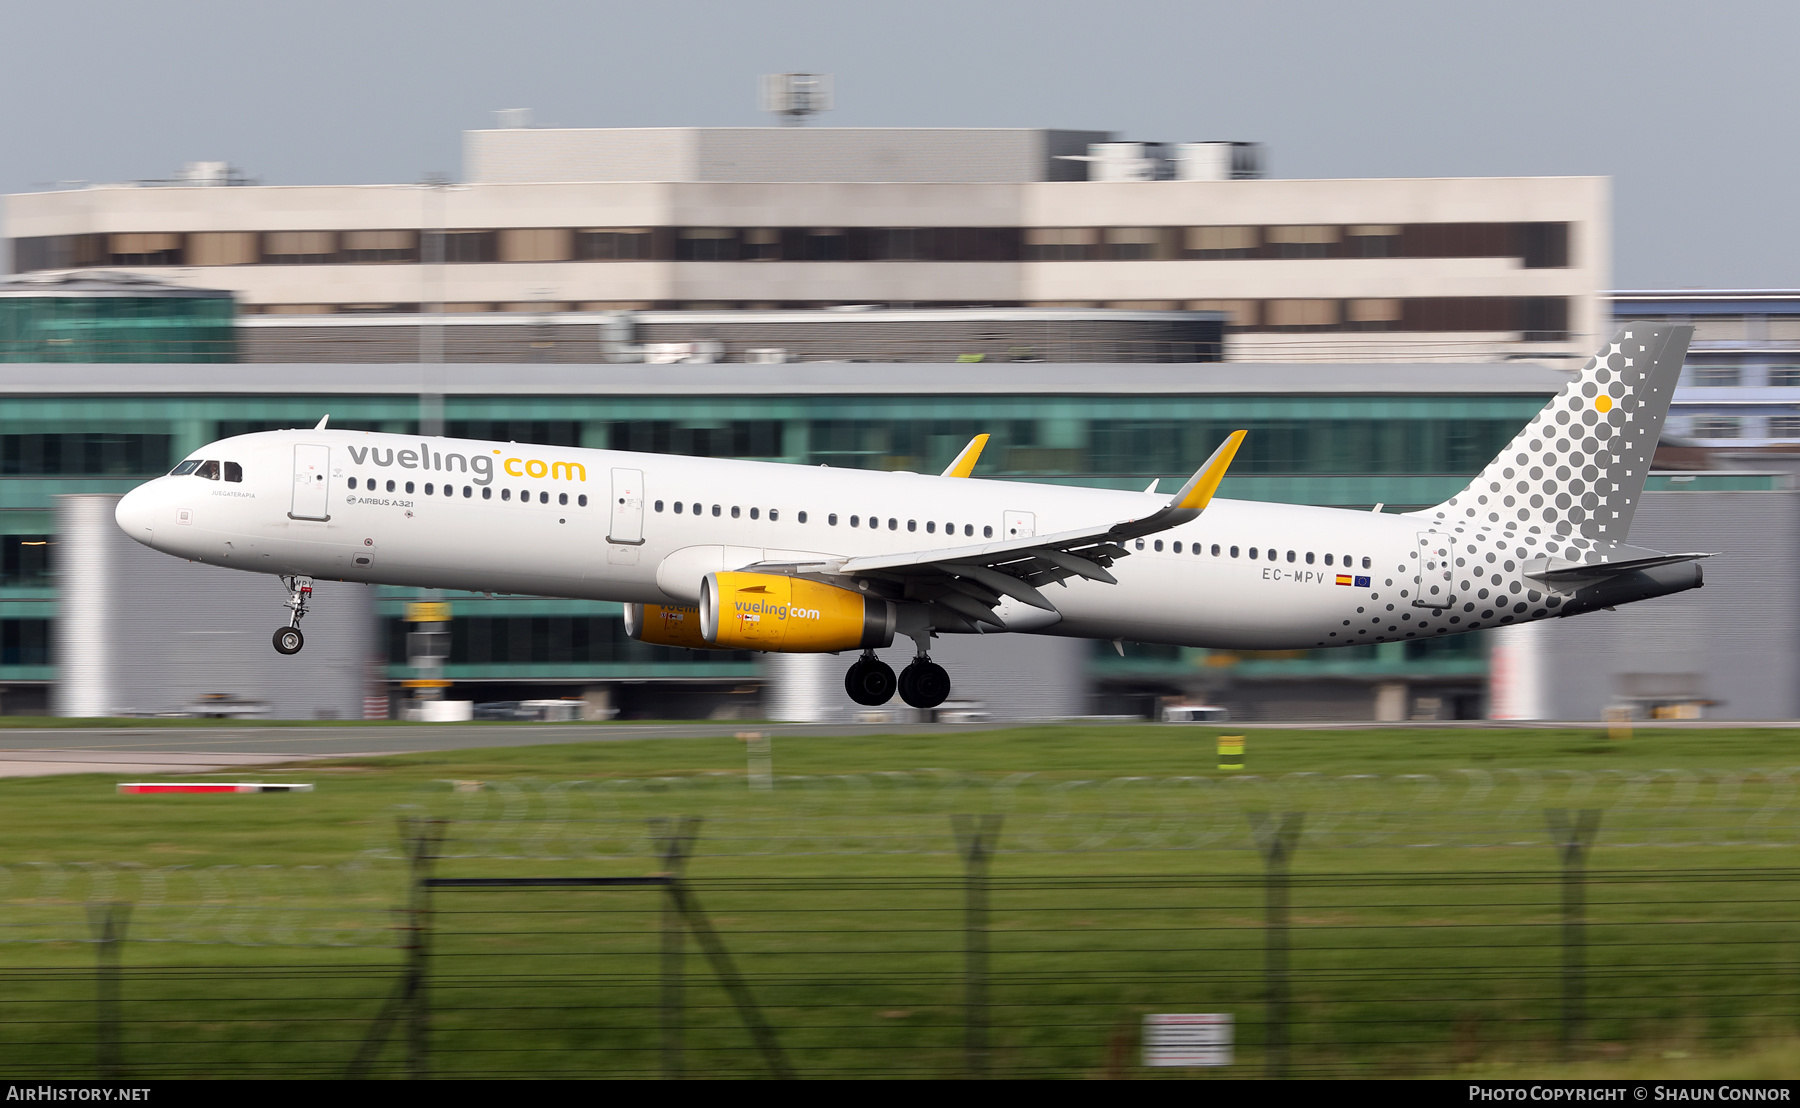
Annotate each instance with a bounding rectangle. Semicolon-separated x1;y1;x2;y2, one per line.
114;429;1482;651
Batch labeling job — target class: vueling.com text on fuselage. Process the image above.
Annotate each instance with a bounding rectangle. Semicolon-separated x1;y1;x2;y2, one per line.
343;442;587;487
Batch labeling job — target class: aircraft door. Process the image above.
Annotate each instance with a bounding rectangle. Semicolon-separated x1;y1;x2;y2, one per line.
289;444;331;521
608;468;645;545
1003;510;1036;539
1414;532;1456;609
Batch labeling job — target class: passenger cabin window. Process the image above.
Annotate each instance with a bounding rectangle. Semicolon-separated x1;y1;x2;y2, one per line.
223;462;243;483
1361;556;1371;568
983;526;993;538
771;509;781;521
170;460;202;476
579;495;589;507
674;502;683;513
654;500;664;512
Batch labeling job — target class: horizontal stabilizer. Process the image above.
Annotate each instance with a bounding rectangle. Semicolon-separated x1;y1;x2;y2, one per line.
1524;551;1714;584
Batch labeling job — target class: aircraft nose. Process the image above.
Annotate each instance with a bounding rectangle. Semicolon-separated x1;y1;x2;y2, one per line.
114;483;158;546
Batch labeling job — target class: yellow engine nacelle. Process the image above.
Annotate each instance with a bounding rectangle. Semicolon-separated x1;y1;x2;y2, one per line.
700;572;896;653
623;603;716;650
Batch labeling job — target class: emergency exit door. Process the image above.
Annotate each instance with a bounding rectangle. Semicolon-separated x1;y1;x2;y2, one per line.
608;468;645;544
1414;532;1456;609
289;444;331;521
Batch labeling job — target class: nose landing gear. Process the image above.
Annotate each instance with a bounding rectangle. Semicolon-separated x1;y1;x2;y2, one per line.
844;651;897;706
272;575;313;655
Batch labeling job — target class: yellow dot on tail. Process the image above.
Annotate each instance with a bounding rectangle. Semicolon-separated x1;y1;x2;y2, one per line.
1595;395;1613;412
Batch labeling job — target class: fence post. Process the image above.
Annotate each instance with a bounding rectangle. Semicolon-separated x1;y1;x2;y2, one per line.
403;817;443;1079
1546;808;1601;1060
1249;812;1304;1080
952;813;1003;1079
86;902;129;1079
651;816;701;1080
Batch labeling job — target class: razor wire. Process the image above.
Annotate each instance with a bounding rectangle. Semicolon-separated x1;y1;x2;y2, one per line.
369;767;1800;862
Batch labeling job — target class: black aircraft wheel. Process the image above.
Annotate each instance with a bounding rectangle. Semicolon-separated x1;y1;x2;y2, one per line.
273;626;305;655
899;661;951;710
845;658;896;706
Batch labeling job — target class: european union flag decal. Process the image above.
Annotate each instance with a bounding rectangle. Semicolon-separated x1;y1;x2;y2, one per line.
1354;576;1371;588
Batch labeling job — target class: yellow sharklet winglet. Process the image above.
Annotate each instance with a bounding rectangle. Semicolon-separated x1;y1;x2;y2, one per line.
1172;429;1247;512
941;433;990;478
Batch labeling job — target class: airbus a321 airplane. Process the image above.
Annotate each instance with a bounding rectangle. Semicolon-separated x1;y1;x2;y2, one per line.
115;324;1706;710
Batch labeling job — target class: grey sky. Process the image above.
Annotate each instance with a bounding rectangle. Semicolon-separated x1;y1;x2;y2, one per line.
0;0;1787;288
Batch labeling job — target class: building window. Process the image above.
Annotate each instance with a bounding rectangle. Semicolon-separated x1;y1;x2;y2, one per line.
263;231;338;265
186;232;259;266
1345;298;1403;331
1264;225;1340;259
1265;299;1341;331
1689;364;1741;387
1184;226;1259;260
108;233;183;266
1345;225;1402;258
1;536;51;587
1691;417;1742;439
0;619;50;665
742;228;782;261
1519;222;1571;268
676;228;740;262
11;234;106;272
1024;228;1098;261
1768;365;1800;387
341;230;419;264
499;228;574;263
1102;227;1164;261
794;229;849;261
577;229;653;260
0;433;172;476
1769;415;1800;438
1186;299;1259;327
424;231;497;264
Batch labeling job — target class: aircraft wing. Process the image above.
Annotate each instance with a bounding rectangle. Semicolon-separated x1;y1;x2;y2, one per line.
748;431;1245;631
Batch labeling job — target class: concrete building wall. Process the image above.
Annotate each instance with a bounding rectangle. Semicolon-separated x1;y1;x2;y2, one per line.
1488;489;1799;721
53;494;376;719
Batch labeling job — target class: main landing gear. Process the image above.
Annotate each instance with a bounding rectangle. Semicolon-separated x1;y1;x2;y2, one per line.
273;575;313;655
843;650;951;710
844;651;896;706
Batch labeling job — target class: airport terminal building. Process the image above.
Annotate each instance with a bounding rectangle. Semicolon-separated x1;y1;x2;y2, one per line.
5;125;1607;364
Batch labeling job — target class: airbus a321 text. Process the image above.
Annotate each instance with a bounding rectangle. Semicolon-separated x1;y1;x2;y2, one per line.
115;324;1708;710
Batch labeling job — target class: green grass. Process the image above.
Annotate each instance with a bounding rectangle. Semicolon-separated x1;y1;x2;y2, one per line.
0;724;1798;1078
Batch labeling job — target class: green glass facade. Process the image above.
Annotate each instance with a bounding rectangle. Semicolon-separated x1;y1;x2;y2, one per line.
0;296;235;363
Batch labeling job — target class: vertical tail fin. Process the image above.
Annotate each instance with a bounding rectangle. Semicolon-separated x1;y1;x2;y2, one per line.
1422;323;1693;544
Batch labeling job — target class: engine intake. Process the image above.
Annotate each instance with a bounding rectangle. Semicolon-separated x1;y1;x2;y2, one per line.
700;572;896;653
623;603;717;650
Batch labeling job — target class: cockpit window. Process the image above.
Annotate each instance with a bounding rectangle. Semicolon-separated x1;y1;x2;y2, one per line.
170;460;202;476
195;460;221;480
223;461;243;483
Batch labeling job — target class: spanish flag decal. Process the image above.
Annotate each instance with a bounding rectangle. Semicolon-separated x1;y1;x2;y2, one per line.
1335;574;1353;586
